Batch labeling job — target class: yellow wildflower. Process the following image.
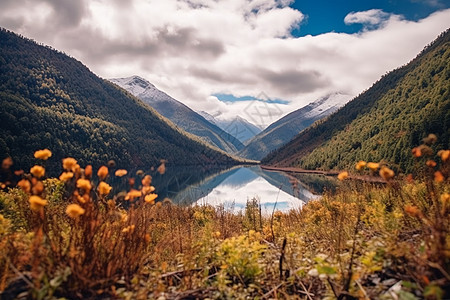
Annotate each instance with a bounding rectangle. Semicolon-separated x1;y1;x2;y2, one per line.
30;165;45;178
77;178;92;191
355;161;366;170
18;179;31;193
125;189;141;200
98;181;112;196
97;166;108;180
29;195;48;212
66;204;85;219
379;166;395;180
144;193;158;204
115;169;128;177
59;172;74;182
367;162;380;171
215;231;221;238
337;171;349;181
122;225;135;233
62;157;77;171
434;171;444;183
441;193;449;205
438;150;450;162
34;149;52;160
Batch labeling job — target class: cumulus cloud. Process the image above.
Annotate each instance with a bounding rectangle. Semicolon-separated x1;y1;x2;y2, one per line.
344;9;392;26
0;0;449;127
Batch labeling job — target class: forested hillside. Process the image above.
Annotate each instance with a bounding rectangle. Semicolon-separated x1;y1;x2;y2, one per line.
111;76;244;153
0;28;237;172
263;29;450;173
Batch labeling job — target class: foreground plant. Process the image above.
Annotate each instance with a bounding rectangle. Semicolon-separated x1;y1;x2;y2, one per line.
0;141;448;299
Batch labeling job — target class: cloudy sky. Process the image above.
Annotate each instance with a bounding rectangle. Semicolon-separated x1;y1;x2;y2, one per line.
1;0;449;127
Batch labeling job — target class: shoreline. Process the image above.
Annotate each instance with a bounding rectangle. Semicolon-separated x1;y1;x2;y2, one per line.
261;165;387;183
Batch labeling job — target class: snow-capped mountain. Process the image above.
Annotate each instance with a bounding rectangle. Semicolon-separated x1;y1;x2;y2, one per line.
197;111;262;144
239;93;352;160
110;76;244;153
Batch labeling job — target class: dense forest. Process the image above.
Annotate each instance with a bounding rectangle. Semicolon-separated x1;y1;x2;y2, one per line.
0;28;238;173
263;29;450;173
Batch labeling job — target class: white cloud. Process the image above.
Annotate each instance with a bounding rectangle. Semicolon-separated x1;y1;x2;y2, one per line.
0;1;449;127
344;9;392;25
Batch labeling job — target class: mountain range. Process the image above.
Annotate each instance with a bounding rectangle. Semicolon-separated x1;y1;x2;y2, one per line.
110;76;244;153
0;28;238;171
197;111;262;144
239;93;351;160
262;29;450;173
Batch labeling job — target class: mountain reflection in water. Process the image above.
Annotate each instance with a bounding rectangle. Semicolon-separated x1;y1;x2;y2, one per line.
152;165;329;213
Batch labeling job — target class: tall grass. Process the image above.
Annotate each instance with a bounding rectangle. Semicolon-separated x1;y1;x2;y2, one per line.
0;143;449;299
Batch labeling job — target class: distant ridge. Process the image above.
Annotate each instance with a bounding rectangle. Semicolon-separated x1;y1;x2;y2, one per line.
110;76;244;153
240;93;350;160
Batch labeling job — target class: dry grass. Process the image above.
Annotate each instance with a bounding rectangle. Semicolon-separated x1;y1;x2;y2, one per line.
0;145;449;299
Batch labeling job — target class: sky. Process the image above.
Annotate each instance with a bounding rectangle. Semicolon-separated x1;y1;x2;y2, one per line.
1;0;449;127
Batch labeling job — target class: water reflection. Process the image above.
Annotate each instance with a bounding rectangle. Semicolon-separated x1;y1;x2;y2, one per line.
153;165;328;213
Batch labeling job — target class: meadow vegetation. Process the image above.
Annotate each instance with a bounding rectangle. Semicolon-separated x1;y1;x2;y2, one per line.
0;141;449;299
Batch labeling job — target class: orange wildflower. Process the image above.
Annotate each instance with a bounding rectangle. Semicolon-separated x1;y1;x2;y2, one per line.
29;195;48;212
367;162;380;171
84;165;92;178
17;179;31;193
144;193;158;204
142;185;155;194
355;161;366;170
426;160;437;167
337;171;349;181
125;189;141;200
34;149;52;160
422;133;437;145
434;171;444;183
438;150;449;162
115;169;128;177
98;181;112;195
30;165;45;178
66;204;85;219
77;178;92;191
97;166;108;180
142;175;152;186
379;166;395;180
157;163;166;175
404;205;421;217
59;172;74;182
62;157;77;171
412;147;422;158
32;181;44;195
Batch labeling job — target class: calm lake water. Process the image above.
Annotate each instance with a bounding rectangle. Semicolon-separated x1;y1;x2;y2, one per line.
150;165;336;213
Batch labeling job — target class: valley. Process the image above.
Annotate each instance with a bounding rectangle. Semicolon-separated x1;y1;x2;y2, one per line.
0;11;449;300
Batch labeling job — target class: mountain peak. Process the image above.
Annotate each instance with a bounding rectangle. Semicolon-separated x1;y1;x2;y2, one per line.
110;75;156;96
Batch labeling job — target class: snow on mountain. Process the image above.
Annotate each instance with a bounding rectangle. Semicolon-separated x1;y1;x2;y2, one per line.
239;93;352;160
197;111;262;144
110;76;244;153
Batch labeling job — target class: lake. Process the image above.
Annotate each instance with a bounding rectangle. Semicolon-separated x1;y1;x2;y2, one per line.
150;165;337;213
